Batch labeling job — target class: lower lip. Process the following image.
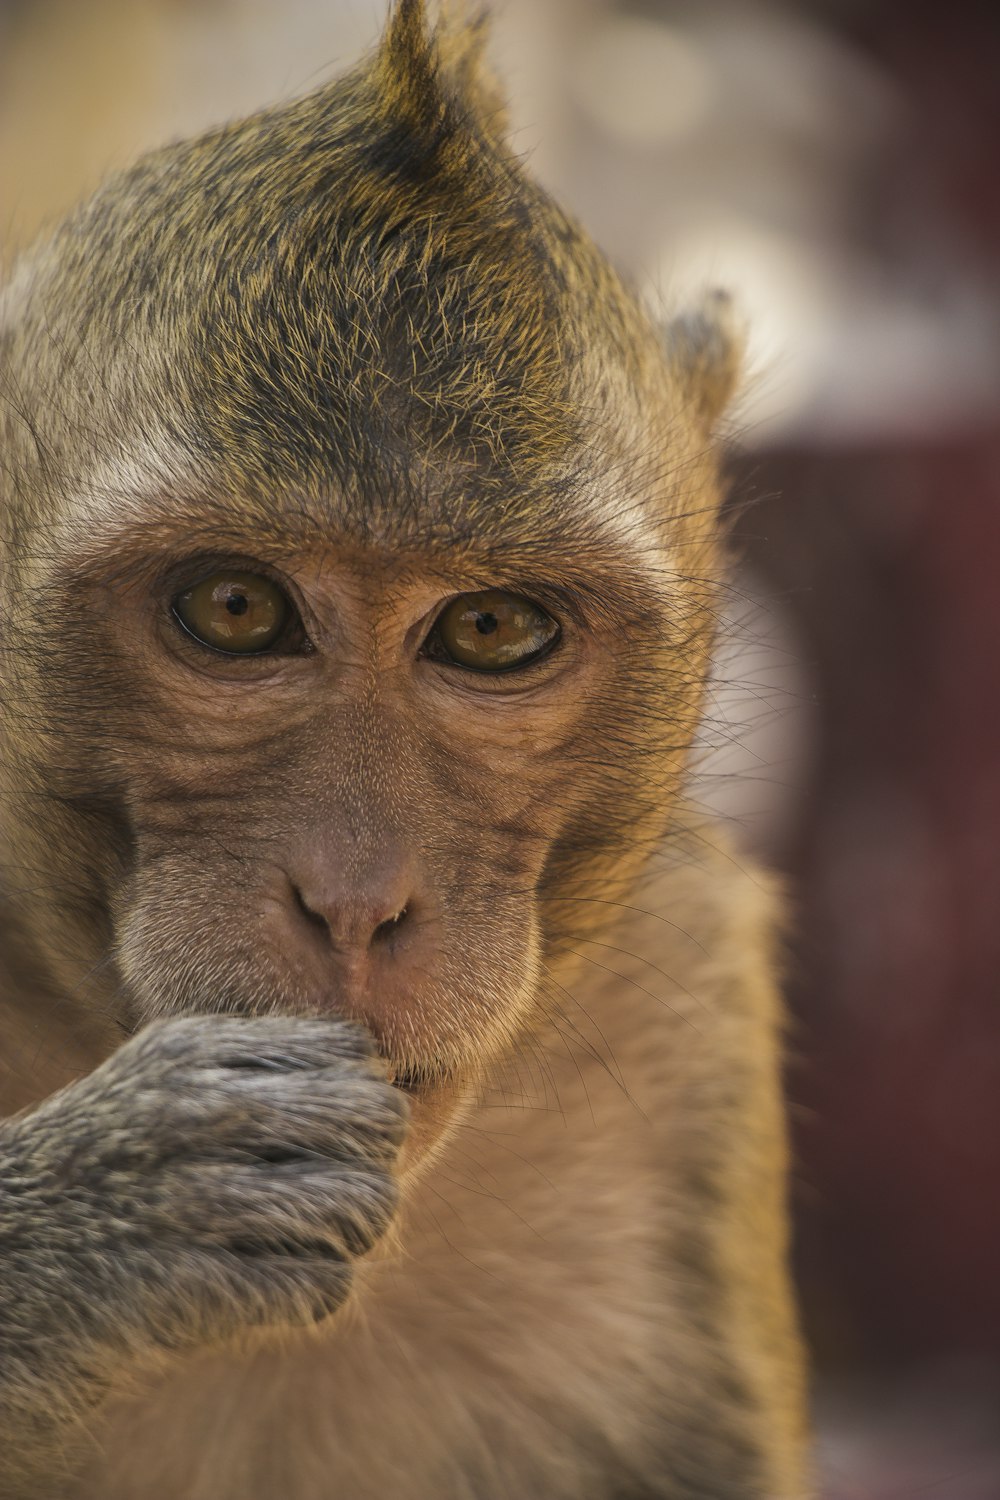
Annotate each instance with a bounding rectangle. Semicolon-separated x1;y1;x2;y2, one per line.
388;1057;451;1092
391;1068;433;1099
393;1076;421;1098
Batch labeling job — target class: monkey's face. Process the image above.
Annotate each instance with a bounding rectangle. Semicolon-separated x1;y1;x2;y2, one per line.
17;477;712;1136
0;1;734;1146
96;535;595;1084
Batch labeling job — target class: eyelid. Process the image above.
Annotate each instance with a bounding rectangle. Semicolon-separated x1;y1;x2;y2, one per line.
164;553;293;598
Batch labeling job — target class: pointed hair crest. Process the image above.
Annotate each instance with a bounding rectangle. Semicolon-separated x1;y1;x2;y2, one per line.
376;0;508;162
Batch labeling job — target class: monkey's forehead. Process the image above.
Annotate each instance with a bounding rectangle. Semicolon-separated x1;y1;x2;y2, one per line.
46;426;691;600
6;5;676;476
46;155;650;500
1;9;717;572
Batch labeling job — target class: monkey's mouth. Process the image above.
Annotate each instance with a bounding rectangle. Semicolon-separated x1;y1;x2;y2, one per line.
391;1067;421;1095
388;1059;455;1099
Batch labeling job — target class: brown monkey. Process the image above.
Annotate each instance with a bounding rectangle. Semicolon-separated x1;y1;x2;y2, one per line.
0;3;809;1496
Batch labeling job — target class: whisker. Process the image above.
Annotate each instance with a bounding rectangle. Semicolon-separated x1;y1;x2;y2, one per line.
561;948;701;1035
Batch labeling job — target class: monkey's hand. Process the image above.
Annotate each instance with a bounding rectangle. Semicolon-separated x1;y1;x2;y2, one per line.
0;1015;407;1493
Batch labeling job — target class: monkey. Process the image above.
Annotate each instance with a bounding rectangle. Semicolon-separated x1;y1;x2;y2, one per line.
0;2;810;1496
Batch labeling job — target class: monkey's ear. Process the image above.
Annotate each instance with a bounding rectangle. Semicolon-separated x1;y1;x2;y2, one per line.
380;0;508;145
665;289;744;433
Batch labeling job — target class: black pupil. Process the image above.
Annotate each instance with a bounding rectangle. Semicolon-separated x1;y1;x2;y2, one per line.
475;612;499;636
226;592;250;617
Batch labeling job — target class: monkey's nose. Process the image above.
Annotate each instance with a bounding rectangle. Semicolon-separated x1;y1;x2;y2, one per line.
289;871;414;953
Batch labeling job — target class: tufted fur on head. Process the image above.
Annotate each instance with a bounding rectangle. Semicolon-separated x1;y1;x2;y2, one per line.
2;0;739;516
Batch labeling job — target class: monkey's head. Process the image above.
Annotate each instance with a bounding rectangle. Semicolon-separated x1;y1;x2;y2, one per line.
0;1;738;1145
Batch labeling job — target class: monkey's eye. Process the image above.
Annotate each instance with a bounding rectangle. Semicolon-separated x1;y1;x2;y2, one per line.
172;571;291;655
426;590;560;672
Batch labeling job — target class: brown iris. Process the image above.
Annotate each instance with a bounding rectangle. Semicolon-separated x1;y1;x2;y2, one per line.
430;590;559;672
173;571;290;654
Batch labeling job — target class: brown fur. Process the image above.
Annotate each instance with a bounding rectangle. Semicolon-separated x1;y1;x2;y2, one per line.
0;3;809;1495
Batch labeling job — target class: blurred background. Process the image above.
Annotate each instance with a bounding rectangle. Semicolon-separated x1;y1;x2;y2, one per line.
2;1;998;1493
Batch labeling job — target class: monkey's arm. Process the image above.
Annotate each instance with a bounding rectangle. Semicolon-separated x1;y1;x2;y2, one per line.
0;1016;406;1498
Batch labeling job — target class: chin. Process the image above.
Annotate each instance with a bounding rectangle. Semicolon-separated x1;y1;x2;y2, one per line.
391;1069;471;1178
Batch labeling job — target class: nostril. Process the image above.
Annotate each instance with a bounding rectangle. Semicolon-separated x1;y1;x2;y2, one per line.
372;905;409;946
289;874;414;951
292;883;329;933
